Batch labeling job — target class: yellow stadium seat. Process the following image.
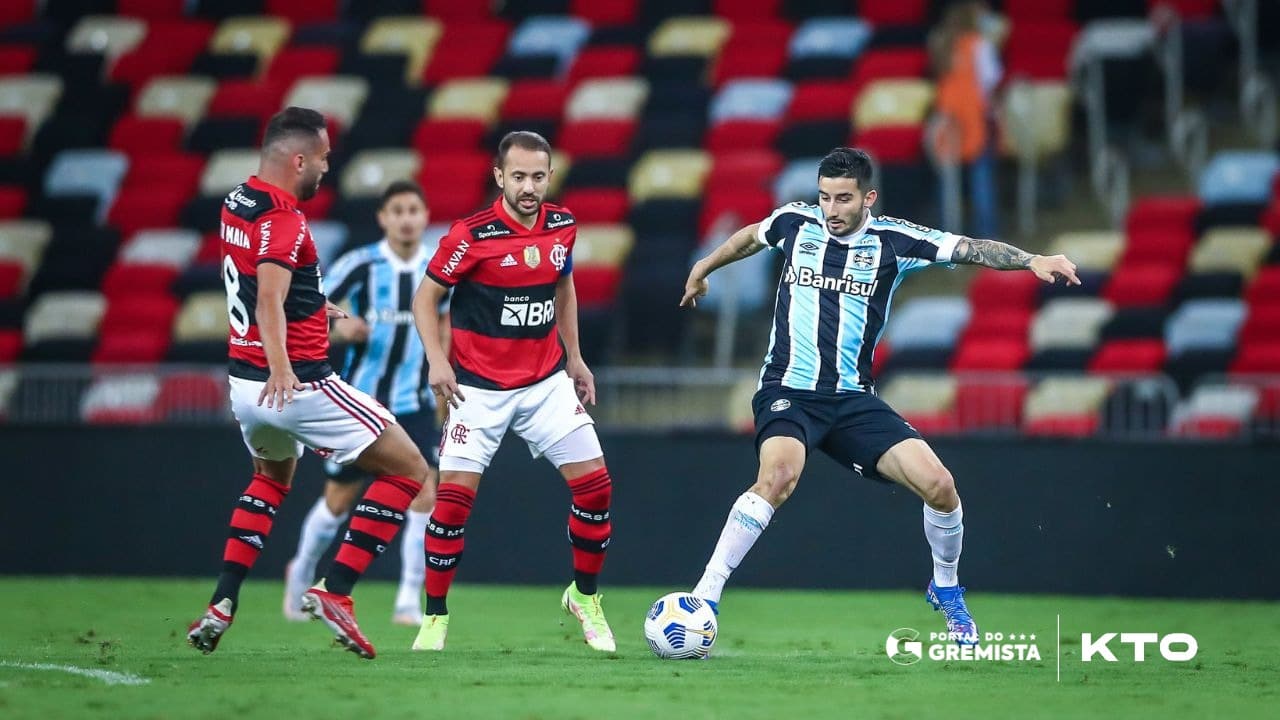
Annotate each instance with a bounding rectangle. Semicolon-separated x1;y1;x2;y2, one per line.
0;75;63;140
629;150;711;202
1000;81;1072;160
340;150;423;198
0;220;53;279
1048;230;1123;272
1189;227;1270;278
574;224;634;268
24;291;105;344
1030;298;1113;351
174;292;230;341
361;17;443;84
880;374;957;415
285;77;369;128
66;16;147;61
565;78;649;121
427;78;509;123
200;149;259;197
136;76;217;126
549;151;571;197
210;16;291;68
1023;376;1111;420
649;16;731;57
853;79;934;129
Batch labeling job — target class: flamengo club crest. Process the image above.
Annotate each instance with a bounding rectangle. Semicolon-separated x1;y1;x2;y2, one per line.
550;242;568;271
523;245;541;269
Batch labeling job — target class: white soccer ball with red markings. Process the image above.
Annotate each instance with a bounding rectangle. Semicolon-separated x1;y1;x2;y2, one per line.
644;592;718;659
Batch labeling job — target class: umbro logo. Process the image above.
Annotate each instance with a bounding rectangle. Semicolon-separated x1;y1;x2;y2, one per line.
500;254;518;267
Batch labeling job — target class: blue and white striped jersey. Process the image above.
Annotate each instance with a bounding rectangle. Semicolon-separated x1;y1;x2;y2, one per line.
755;202;960;393
325;239;449;415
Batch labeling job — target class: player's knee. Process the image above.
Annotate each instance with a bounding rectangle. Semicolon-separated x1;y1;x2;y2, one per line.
754;459;800;507
921;466;958;511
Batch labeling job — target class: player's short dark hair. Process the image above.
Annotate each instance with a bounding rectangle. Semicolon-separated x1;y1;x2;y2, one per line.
262;106;326;149
496;131;552;168
818;147;875;191
380;179;426;208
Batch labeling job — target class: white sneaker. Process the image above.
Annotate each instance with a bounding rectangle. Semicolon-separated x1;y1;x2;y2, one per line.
282;559;310;622
392;606;423;626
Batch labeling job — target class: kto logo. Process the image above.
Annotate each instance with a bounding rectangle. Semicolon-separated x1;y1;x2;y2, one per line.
1081;633;1198;662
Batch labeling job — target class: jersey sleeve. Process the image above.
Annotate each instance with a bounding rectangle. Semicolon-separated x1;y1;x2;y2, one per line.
324;249;365;303
755;203;813;253
425;221;481;287
879;216;962;273
559;225;575;277
254;209;306;269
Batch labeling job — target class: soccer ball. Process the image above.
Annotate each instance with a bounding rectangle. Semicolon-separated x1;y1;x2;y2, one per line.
644;592;718;659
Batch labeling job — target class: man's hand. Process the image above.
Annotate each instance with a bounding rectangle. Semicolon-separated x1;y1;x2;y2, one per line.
680;268;710;308
259;369;304;412
326;301;348;319
429;364;465;410
566;355;596;405
1028;254;1081;286
332;316;370;343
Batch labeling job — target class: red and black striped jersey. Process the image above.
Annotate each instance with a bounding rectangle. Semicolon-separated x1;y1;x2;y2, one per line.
220;175;332;382
425;198;576;390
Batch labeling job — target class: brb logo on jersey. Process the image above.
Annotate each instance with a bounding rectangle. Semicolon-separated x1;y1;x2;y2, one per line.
501;294;555;327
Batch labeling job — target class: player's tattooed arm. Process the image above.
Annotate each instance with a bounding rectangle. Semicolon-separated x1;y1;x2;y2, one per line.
680;223;764;307
952;237;1082;286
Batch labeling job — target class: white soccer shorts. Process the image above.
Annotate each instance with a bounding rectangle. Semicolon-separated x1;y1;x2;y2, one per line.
438;370;596;471
228;374;395;465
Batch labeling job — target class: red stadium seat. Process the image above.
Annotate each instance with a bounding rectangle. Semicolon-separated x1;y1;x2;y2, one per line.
1261;201;1280;238
0;0;34;27
713;0;781;18
0;260;23;298
1003;0;1074;20
705;120;782;153
960;307;1032;342
413;119;488;155
955;377;1029;432
967;269;1040;310
424;22;510;84
101;293;179;330
900;410;959;436
712;21;792;86
0;328;20;362
93;329;172;364
0;116;24;156
501;80;569;121
1239;305;1280;345
1169;416;1243;439
786;82;857;122
118;0;186;19
1244;267;1280;307
1102;264;1181;307
107;189;190;238
266;48;341;88
708;150;783;191
1004;21;1078;80
110;20;213;91
850;49;929;97
123;153;205;195
1126;195;1200;237
419;154;492;218
109;116;186;157
101;265;180;300
699;187;774;237
0;45;36;74
573;266;624;309
1024;415;1098;437
569;0;638;26
1119;225;1194;267
267;0;339;23
1231;343;1280;374
556;189;629;223
951;337;1030;371
423;186;487;221
0;186;26;218
1089;339;1167;372
853;126;924;164
568;47;641;85
157;372;227;418
207;80;290;123
860;0;927;25
558;120;636;159
1148;0;1219;20
423;0;493;19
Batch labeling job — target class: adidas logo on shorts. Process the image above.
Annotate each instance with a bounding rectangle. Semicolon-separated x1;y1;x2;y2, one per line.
500;254;518;267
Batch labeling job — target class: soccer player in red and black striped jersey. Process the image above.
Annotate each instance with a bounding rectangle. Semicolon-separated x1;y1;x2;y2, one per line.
186;107;435;659
409;132;615;652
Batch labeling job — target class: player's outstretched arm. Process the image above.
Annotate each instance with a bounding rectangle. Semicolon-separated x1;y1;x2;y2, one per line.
680;222;764;308
413;277;464;409
952;237;1081;286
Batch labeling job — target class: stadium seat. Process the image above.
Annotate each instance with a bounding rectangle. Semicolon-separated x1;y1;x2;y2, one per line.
705;120;782;154
80;374;161;424
0;76;61;143
0;45;37;76
1244;267;1280;307
1000;81;1073;159
210;16;290;70
423;21;510;84
853;79;933;130
574;223;633;267
0;187;27;220
199;150;258;197
789;17;872;65
43;150;129;222
557;189;629;223
1023;376;1111;436
565;78;649;122
1069;18;1156;71
509;16;591;74
568;46;641;85
786;81;858;122
1168;383;1257;438
1197;151;1280;206
285;77;368;130
0;220;52;290
880;373;958;435
172;291;228;341
885;297;971;352
648;17;731;58
1165;299;1246;355
1089;338;1166;372
1188;227;1270;278
628;150;710;202
109;20;214;92
960;307;1033;343
712;20;793;86
968;268;1041;309
954;376;1030;433
108;116;186;158
135;76;217;126
107;188;190;238
266;0;338;23
156;370;229;420
118;228;200;268
1103;263;1182;307
340;150;422;198
849;48;929;97
1004;0;1074;21
1030;298;1113;351
951;337;1030;371
24;291;106;345
1004;20;1078;79
411;118;488;156
100;261;179;299
429;78;510;123
0;116;26;157
0;331;19;362
1232;342;1280;374
709;79;793;124
66;15;148;63
558;119;636;159
360;16;442;84
1048;230;1123;272
265;46;341;89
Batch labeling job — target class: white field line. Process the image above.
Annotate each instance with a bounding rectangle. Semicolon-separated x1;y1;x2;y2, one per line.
0;660;150;686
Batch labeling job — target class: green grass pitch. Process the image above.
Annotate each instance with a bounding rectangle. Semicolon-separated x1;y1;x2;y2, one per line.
1;578;1276;719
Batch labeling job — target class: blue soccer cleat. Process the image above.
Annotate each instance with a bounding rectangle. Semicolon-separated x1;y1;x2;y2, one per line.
926;580;978;645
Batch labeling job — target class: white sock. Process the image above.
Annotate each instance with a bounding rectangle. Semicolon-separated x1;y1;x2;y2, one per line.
395;509;430;611
691;492;775;603
293;497;347;583
923;501;963;587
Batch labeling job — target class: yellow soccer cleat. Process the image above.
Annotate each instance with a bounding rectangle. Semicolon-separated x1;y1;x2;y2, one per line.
561;582;616;653
411;614;449;651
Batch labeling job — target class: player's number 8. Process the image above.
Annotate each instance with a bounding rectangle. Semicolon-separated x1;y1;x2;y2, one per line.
222;256;250;337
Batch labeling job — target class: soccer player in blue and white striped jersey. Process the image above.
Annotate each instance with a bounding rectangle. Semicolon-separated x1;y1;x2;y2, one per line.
680;147;1080;644
284;180;449;626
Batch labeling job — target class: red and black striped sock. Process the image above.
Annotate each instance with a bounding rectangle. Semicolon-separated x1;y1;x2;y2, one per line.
325;474;422;596
424;483;476;615
211;473;289;611
567;467;612;595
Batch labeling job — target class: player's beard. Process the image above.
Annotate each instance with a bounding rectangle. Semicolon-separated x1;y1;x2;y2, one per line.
506;189;542;218
298;169;323;201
